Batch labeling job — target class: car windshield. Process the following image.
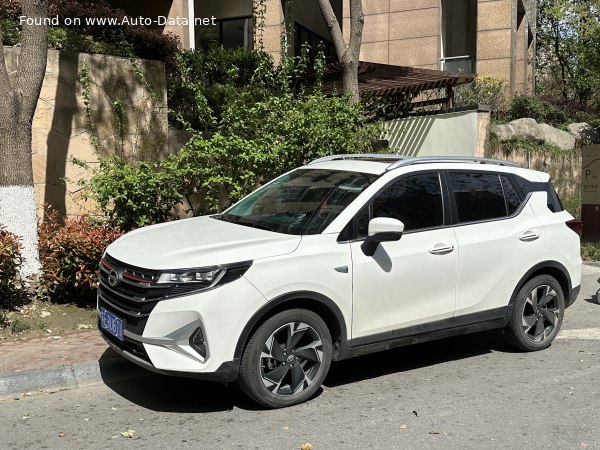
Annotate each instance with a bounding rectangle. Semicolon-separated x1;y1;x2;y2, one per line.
218;169;378;235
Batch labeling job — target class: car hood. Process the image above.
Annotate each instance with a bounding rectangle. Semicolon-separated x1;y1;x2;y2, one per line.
106;216;301;270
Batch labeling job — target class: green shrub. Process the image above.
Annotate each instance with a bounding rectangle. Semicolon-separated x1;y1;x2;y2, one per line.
0;225;26;309
581;242;600;261
38;207;123;305
48;27;118;55
508;96;567;125
455;76;510;116
168;47;274;130
0;18;19;44
77;158;183;230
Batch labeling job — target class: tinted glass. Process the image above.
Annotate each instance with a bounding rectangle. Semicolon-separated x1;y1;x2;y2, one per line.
449;172;507;222
501;176;521;215
372;172;444;231
220;169;377;235
514;176;564;213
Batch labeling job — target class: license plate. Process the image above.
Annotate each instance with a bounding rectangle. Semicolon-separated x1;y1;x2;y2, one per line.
100;307;124;341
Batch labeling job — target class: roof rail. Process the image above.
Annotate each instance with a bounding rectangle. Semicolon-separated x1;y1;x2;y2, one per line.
308;154;407;165
384;156;520;171
308;154;518;169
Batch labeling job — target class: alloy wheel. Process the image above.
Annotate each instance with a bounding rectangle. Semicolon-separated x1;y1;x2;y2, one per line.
260;322;323;396
521;284;561;342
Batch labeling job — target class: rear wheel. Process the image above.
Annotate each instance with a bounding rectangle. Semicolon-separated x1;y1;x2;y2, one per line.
238;309;332;408
504;275;564;351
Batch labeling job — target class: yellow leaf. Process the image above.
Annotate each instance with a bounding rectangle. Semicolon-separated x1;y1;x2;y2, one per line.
121;430;136;438
300;444;313;450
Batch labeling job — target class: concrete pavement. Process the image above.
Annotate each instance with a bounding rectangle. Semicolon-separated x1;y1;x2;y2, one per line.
0;330;151;398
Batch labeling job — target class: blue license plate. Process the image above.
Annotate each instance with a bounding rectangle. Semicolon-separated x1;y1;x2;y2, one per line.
100;307;124;341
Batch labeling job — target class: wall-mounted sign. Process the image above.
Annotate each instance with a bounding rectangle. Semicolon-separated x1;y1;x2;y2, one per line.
582;145;600;204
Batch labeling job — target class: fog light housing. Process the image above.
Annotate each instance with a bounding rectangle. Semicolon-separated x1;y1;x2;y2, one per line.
190;327;207;359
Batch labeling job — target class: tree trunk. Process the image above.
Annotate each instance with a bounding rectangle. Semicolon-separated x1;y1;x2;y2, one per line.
0;0;49;277
317;0;364;103
341;58;360;104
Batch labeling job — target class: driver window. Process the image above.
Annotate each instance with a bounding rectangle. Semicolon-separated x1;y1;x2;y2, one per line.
371;172;444;232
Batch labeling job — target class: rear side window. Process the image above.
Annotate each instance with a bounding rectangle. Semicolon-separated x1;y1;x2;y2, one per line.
501;175;522;215
449;172;507;223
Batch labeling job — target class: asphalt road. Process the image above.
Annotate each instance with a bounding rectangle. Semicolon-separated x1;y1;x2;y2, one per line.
2;266;600;450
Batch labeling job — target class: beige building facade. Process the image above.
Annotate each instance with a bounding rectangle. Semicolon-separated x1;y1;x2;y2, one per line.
110;0;535;94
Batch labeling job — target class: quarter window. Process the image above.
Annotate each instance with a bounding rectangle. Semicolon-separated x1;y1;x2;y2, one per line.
501;175;521;215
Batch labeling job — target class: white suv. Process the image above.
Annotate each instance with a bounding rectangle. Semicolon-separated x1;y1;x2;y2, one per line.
98;155;582;408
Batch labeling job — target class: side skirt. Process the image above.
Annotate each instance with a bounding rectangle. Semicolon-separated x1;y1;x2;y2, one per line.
336;308;508;360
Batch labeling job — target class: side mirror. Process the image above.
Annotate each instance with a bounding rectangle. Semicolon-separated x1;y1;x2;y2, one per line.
361;217;404;256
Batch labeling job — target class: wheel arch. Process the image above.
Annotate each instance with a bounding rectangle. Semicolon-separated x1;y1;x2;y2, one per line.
234;291;348;360
509;261;572;310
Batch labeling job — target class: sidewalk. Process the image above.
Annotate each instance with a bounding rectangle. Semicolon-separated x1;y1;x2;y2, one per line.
0;330;150;398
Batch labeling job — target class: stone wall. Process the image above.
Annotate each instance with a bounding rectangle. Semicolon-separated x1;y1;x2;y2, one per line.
3;47;170;217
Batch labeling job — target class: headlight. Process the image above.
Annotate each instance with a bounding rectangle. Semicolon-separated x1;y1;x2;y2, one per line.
157;269;223;284
156;261;252;298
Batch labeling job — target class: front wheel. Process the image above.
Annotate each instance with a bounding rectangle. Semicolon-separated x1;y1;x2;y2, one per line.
238;309;332;408
504;275;565;351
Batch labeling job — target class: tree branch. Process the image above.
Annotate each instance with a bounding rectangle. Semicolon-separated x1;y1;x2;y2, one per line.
316;0;347;59
347;0;364;61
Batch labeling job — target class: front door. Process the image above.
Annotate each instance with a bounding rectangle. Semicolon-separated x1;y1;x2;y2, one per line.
349;172;458;341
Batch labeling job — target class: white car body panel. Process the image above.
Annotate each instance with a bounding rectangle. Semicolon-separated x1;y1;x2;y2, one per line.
106;216;301;269
143;276;266;372
243;233;354;338
453;195;546;316
351;228;458;338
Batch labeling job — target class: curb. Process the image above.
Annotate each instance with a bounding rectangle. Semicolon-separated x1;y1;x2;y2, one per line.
0;357;153;399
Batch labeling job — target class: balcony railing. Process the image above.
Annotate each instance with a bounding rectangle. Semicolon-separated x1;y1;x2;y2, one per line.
440;55;475;74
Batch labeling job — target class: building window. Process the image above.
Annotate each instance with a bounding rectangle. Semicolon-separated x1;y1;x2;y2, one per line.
196;17;254;50
293;22;336;63
440;0;477;73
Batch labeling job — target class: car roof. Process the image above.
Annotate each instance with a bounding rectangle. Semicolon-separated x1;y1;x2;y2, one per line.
304;154;543;180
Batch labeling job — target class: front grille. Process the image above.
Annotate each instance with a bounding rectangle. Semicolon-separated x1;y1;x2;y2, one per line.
98;254;168;342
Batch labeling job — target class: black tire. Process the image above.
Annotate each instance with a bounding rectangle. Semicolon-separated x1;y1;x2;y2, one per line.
504;275;565;351
238;309;332;408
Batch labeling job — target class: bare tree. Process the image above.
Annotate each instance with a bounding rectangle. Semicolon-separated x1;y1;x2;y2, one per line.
0;0;49;276
317;0;364;103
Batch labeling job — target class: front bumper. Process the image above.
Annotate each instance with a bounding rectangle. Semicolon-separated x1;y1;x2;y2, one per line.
100;326;240;382
97;262;268;378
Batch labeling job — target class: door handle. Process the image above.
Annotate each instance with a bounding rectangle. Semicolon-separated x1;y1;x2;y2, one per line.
519;232;540;242
428;244;455;255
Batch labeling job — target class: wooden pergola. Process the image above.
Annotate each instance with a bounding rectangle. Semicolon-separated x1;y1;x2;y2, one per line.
320;61;476;111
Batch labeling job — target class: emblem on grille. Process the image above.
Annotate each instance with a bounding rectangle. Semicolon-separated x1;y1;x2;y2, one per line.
108;269;121;287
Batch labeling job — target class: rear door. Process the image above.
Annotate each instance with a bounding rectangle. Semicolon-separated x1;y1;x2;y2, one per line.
448;171;546;318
